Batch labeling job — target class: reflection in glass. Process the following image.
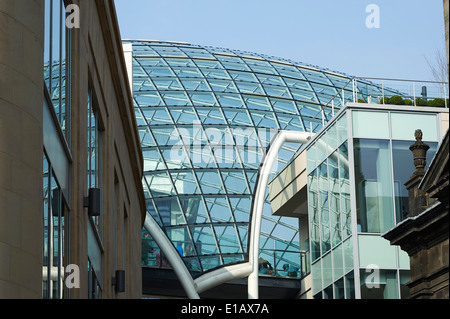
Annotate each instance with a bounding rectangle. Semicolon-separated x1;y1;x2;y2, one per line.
339;143;351;237
42;152;65;299
319;163;330;254
308;172;321;261
354;139;394;233
44;0;69;140
360;269;399;299
392;141;437;222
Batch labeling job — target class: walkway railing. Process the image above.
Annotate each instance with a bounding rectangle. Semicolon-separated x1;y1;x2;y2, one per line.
309;77;449;134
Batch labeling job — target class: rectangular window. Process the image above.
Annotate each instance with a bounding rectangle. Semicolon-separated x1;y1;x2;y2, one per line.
390;113;438;141
354;139;394;233
352;111;389;139
392;140;438;222
43;151;67;299
308;172;321;261
44;0;70;143
87;87;103;232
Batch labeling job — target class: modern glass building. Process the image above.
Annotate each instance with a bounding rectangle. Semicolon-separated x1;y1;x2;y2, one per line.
126;39;412;293
305;104;446;299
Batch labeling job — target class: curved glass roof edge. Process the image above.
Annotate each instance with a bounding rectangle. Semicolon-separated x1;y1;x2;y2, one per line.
124;39;354;80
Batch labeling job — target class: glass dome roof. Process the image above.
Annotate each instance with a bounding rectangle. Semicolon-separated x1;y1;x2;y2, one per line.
129;40;394;279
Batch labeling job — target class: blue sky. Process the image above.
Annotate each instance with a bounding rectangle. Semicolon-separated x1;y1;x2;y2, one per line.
115;0;446;81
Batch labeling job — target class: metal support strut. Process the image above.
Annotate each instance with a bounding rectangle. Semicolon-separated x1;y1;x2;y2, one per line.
248;130;314;299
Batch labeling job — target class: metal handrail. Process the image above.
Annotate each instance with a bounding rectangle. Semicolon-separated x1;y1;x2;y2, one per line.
308;77;450;133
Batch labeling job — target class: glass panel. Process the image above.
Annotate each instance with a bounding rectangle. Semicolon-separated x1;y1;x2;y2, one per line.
360;269;399;299
334;278;345;299
154;78;183;91
391;113;438;141
199;256;223;271
319;162;330;254
343;237;354;274
354;139;394;233
189;224;219;256
161;146;191;170
308;171;321;261
243;94;271;111
43;153;50;299
221;170;249;194
339;143;352;238
171;170;201;195
161;91;191;106
270;98;298;114
87;90;98;190
208;79;239;93
229;196;252;223
181;196;209;224
336;114;348;146
352;111;389;139
277;114;304;131
223;109;253;126
145;171;176;197
214;225;242;254
135;92;163;106
196;170;224;194
329;155;341;246
154;197;185;227
170;107;198;124
392;141;438;222
358;234;397;269
311;260;322;295
44;0;69;141
196;108;226;125
189;92;218;106
205;196;233;223
322;252;333;288
215;93;245;108
249;110;278;128
332;243;344;281
327;122;338;151
345;271;355;299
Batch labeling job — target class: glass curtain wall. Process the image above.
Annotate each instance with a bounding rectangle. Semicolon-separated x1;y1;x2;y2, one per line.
308;108;441;299
43;0;70;300
307;114;353;299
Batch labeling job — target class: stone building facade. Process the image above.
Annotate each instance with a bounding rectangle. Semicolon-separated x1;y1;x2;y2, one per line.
383;130;449;299
0;0;145;299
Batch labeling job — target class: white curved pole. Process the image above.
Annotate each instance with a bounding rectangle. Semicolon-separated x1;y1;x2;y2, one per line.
144;214;200;299
195;262;253;294
248;130;315;299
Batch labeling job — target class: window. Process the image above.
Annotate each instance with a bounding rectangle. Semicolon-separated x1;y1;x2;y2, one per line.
392;141;438;222
87;87;103;231
88;259;102;299
354;139;394;233
44;0;71;142
43;152;68;299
